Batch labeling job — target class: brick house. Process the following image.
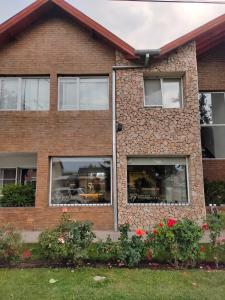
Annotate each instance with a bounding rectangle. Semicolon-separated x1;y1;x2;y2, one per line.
0;0;224;232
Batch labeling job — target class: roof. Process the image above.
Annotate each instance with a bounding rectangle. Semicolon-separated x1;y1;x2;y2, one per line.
0;0;137;59
160;13;225;57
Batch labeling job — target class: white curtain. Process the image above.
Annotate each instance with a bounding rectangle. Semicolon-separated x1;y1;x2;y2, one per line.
0;78;19;110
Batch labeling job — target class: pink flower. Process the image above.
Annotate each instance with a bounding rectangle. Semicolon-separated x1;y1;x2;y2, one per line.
58;237;65;244
135;228;145;237
62;208;68;213
167;219;177;228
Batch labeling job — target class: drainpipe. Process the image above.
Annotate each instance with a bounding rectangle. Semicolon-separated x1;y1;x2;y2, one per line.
112;70;118;231
112;49;160;231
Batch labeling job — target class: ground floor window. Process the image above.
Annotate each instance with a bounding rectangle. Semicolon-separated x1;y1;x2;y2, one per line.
127;157;189;204
0;153;37;207
50;157;111;205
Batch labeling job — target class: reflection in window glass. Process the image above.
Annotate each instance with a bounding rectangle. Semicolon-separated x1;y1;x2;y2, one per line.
0;78;19;110
199;93;225;124
163;79;181;108
127;157;188;204
144;78;182;108
50;157;111;205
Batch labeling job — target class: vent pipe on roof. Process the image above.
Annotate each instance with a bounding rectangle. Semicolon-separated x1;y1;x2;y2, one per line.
135;49;160;67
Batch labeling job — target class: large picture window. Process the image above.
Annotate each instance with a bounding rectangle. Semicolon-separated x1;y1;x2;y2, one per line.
200;92;225;158
127;157;188;204
144;78;182;108
50;157;111;205
58;76;109;110
0;77;50;111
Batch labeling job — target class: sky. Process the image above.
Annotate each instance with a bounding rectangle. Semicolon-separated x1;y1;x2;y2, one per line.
0;0;225;49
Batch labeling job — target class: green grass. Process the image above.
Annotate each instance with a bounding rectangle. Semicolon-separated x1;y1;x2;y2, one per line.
0;268;225;300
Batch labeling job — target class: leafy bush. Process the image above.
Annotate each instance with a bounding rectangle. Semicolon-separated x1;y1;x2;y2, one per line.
39;214;95;265
0;184;35;207
116;224;145;267
0;225;22;263
206;213;225;268
145;219;203;267
94;236;120;262
204;180;225;206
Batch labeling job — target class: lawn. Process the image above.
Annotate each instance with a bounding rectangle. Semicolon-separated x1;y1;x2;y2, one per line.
0;268;225;300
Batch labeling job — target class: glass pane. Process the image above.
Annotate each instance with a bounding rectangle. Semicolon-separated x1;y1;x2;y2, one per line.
163;79;181;108
79;77;109;110
0;78;18;110
22;78;50;111
59;78;78;110
200;93;225;125
3;169;16;186
201;126;225;158
51;157;111;205
144;79;162;106
127;157;188;204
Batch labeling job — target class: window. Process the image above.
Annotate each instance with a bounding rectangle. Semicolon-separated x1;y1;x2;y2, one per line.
127;157;188;204
0;77;50;111
58;77;109;110
200;92;225;158
144;78;182;108
50;157;111;205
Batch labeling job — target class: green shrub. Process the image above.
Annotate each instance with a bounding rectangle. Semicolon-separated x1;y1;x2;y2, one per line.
204;180;225;206
116;224;145;267
145;219;203;267
0;184;35;207
39;214;95;265
94;236;120;262
0;225;22;263
206;213;225;268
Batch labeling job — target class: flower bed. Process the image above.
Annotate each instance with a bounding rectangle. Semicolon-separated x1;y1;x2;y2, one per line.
1;211;225;269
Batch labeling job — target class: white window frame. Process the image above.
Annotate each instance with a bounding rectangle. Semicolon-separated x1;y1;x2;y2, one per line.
49;156;113;207
126;156;190;206
0;77;50;111
144;77;183;108
58;76;109;111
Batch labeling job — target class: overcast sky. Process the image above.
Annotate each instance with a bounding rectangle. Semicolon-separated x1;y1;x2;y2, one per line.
0;0;225;49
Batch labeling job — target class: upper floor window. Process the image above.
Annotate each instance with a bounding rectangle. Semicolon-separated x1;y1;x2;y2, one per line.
58;76;109;110
144;78;182;108
0;77;50;111
199;92;225;158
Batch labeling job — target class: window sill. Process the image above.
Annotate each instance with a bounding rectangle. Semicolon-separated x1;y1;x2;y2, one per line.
127;203;190;206
50;203;112;207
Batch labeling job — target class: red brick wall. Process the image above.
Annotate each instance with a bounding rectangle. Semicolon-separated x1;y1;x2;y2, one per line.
0;11;115;230
203;160;225;182
198;42;225;184
198;42;225;91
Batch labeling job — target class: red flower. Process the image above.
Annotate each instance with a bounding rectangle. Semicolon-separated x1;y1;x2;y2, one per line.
158;223;163;228
202;224;209;231
153;229;158;235
167;219;177;227
200;246;206;253
135;228;145;237
22;249;31;259
145;231;149;234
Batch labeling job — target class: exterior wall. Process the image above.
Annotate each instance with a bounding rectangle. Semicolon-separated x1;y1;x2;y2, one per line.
198;42;225;183
203;159;225;182
116;42;206;229
0;11;115;230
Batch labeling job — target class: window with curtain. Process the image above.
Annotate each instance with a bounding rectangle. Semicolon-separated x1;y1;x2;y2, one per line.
127;157;188;204
0;77;50;111
144;78;182;108
58;77;109;110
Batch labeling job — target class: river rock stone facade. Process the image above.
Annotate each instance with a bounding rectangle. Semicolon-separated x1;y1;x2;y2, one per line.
116;42;206;229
